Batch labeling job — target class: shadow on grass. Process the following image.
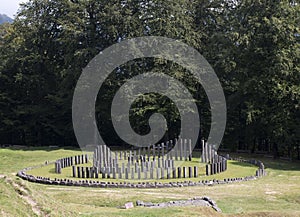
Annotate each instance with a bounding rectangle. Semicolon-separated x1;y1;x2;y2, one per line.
227;152;300;171
230;161;257;168
1;146;82;152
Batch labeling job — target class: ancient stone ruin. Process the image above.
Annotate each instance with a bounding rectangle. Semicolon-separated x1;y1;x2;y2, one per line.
54;138;228;180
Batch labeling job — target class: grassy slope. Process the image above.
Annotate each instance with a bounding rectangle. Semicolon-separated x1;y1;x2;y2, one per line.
0;147;299;217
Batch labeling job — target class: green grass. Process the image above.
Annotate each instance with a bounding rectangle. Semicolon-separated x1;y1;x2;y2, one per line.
0;147;300;217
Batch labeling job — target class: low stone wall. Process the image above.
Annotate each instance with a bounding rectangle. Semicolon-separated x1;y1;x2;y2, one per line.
135;196;222;212
17;169;259;188
17;158;265;188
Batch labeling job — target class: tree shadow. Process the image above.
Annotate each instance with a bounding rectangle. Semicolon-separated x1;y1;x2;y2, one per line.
225;152;300;171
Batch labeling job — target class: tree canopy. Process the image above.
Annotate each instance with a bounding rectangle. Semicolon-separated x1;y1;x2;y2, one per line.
0;0;299;158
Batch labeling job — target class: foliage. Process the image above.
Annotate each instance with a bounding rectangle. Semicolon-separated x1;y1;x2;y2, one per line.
0;0;299;158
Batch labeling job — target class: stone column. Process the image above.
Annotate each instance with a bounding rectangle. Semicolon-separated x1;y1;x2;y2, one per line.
183;167;187;178
147;145;150;161
77;166;81;178
180;138;183;161
167;168;170;179
172;168;177;179
85;167;89;178
113;168;116;179
194;166;198;177
161;168;165;179
184;139;187;161
178;167;182;178
72;165;76;177
188;139;192;161
206;164;210;176
81;167;85;178
95;167;99;178
131;168;134;180
188;167;193;178
205;142;209;163
85;154;88;164
152;144;156;160
102;168;106;178
150;168;154;179
137;168;141;180
156;168;160;179
125;168;129;179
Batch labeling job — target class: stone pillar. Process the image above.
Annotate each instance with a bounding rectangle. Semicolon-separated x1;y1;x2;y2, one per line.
204;143;208;163
141;162;144;172
188;139;192;161
81;167;85;178
95;167;99;178
206;164;210;176
113;168;117;179
71;165;75;177
147;145;150;161
183;167;187;178
194;166;198;177
125;168;129;179
172;168;177;179
150;168;154;179
77;166;81;178
175;139;178;161
178;167;182;178
90;167;94;178
81;155;84;165
152;144;156;160
102;169;106;179
184;139;188;161
188;167;193;178
131;168;134;180
179;138;183;161
122;163;125;174
167;168;170;179
161;168;165;179
156;168;160;179
137;168;141;180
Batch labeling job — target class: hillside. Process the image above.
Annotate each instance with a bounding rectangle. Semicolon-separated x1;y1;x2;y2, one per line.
0;14;13;24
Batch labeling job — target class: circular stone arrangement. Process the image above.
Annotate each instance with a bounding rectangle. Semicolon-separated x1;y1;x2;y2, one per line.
17;138;266;188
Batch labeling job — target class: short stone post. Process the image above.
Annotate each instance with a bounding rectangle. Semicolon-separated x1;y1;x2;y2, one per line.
194;166;198;177
178;167;182;178
188;167;193;178
183;167;187;178
72;166;76;177
77;166;81;178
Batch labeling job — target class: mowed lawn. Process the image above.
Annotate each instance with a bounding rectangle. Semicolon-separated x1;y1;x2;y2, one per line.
0;147;299;217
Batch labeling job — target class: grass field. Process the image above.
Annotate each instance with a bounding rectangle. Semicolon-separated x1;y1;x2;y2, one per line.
0;146;299;217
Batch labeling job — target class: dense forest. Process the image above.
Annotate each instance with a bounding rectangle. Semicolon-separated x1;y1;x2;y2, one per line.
0;0;299;158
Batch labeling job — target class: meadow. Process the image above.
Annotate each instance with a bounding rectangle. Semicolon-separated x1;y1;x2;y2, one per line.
0;146;299;217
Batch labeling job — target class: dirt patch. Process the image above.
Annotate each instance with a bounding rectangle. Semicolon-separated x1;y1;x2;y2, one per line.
5;178;46;217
